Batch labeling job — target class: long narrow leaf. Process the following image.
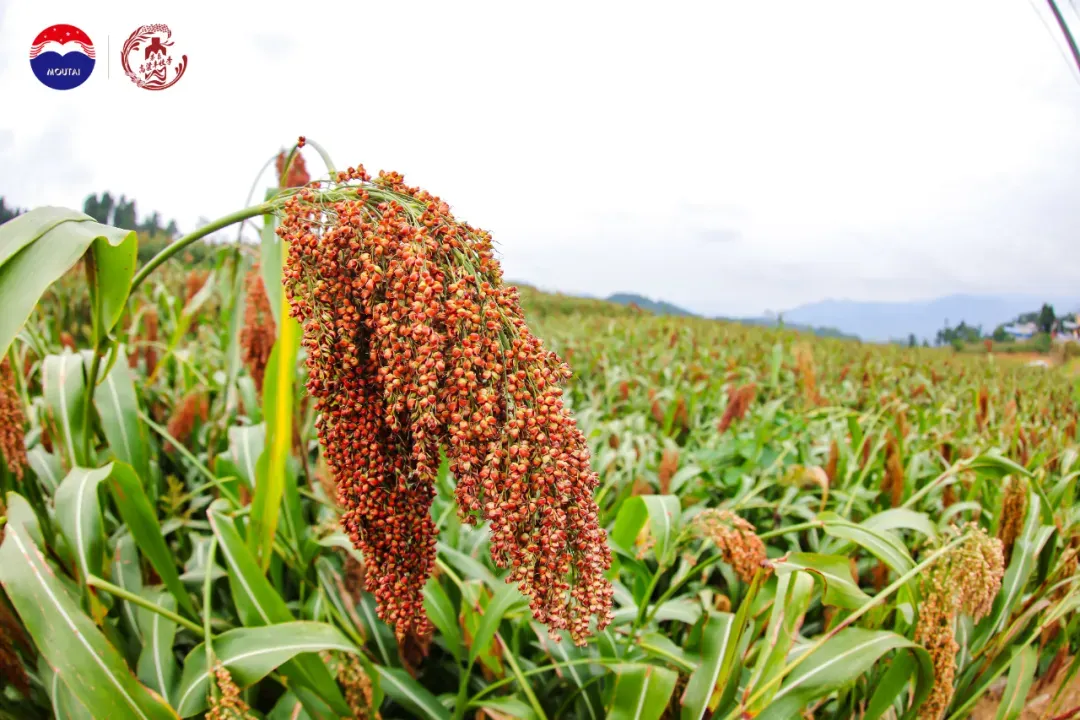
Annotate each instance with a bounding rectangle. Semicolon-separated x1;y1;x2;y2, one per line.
0;522;177;719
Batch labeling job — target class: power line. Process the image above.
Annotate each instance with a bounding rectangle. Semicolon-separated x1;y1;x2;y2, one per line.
1025;0;1080;86
1046;0;1080;72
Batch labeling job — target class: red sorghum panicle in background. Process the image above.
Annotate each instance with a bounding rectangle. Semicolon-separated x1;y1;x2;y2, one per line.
693;509;770;584
976;387;989;431
166;391;208;447
337;653;376;719
239;267;276;393
0;580;29;697
142;308;159;373
717;382;755;434
0;358;27;479
185;269;209;303
883;433;904;508
824;439;839;483
280;167;613;644
658;448;679;494
997;478;1027;566
915;524;1004;720
205;664;255;720
276;149;311;188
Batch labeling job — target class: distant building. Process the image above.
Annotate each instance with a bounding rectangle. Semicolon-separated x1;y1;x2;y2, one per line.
1003;322;1037;340
1056;314;1080;342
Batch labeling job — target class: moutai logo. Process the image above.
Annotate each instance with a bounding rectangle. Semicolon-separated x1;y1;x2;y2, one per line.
29;24;95;90
121;24;188;90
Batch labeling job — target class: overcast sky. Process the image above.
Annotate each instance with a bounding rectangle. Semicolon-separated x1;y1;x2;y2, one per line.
1;0;1079;317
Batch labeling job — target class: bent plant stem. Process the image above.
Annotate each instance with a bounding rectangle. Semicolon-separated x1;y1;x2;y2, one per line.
88;575;204;637
644;553;727;627
82;342;102;461
130;202;275;294
204;536;220;704
722;532;969;720
632;560;669;636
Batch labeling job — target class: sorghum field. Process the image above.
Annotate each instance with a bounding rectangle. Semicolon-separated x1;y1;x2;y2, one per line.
0;145;1078;720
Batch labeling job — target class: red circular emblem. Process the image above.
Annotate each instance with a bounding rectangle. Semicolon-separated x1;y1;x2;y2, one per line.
121;24;187;91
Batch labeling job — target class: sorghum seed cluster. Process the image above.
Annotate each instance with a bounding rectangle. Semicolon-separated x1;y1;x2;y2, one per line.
693;509;769;584
0;358;27;479
915;524;1004;720
239;267;276;393
280;167;613;644
205;664;254;720
717;382;755;434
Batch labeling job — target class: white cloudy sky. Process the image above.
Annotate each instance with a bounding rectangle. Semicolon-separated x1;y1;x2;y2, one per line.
1;0;1078;317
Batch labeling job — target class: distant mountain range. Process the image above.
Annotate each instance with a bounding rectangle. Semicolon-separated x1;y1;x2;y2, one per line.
606;293;697;317
603;292;1080;343
604;293;857;340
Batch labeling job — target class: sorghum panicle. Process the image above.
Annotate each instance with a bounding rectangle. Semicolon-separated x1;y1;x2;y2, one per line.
166;391;208;447
281;168;613;644
0;594;29;697
717;382;755;434
658;448;679;494
693;509;770;584
915;525;1004;720
997;478;1027;566
883;434;904;508
239;267;276;393
142;308;159;373
185;269;209;303
276;149;311;188
824;439;839;483
205;664;254;720
0;358;27;479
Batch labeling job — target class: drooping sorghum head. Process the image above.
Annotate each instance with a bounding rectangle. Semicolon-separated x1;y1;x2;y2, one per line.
205;664;254;720
280;167;613;644
915;524;1004;720
275;149;311;189
185;269;209;303
239;267;276;393
717;382;756;434
0;357;27;479
693;509;770;584
997;478;1027;567
166;390;208;448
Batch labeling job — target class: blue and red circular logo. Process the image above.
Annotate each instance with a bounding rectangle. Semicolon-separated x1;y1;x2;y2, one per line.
29;24;95;90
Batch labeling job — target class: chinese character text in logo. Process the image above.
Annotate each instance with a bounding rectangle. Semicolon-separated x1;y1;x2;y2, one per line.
121;24;188;91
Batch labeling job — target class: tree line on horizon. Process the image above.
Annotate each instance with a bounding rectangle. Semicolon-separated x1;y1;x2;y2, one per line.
914;303;1065;351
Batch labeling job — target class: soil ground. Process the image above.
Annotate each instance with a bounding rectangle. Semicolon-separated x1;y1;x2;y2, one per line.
970;662;1080;719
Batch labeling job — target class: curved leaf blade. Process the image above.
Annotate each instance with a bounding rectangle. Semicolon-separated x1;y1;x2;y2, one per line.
94;350;151;482
376;666;451;720
174;621;357;717
609;664;679;720
0;523;177;720
54;465;111;582
757;628;932;720
108;462;195;616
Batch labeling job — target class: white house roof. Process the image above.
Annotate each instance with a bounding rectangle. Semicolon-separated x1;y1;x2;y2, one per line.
1004;322;1037;334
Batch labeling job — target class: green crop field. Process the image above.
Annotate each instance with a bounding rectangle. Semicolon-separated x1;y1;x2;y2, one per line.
0;145;1077;720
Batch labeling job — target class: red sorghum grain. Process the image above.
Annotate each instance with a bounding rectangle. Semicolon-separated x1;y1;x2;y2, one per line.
280;168;613;644
0;358;27;479
239;267;276;393
693;509;770;584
